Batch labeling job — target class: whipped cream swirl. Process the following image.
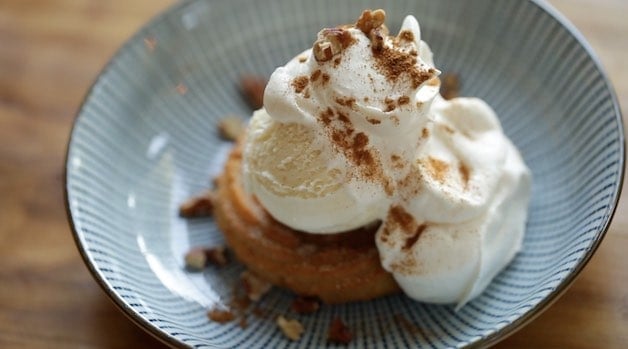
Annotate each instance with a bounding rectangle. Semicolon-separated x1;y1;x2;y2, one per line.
242;11;531;305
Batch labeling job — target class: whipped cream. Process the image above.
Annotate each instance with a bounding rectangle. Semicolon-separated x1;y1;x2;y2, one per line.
242;10;531;305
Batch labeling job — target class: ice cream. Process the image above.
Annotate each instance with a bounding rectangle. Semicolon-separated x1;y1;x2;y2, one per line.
242;10;531;306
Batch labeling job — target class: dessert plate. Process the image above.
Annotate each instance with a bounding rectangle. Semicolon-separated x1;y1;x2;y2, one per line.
65;0;624;347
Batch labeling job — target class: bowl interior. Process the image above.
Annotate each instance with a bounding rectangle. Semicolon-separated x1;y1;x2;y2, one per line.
66;0;624;347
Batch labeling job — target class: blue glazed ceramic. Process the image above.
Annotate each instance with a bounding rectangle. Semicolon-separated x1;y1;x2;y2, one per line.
66;0;624;347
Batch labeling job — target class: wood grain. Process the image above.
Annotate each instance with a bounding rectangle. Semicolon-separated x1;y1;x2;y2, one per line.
0;0;626;347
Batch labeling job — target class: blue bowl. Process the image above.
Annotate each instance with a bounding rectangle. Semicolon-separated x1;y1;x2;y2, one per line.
65;0;624;347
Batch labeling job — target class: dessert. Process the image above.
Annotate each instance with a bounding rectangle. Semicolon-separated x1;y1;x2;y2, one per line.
212;9;531;306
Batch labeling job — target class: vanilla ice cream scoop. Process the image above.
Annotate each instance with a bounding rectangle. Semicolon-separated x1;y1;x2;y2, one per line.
244;12;439;233
242;10;531;305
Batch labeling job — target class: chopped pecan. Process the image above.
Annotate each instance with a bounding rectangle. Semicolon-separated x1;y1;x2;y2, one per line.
207;307;235;324
218;116;245;141
356;9;386;34
179;190;215;218
184;246;228;270
276;315;304;341
328;317;352;344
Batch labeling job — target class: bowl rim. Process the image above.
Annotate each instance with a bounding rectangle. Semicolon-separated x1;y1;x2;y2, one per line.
64;0;625;348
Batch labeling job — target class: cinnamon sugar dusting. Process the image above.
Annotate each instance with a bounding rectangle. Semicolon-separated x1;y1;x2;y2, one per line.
398;96;410;105
292;76;309;93
459;163;470;188
318;106;389;190
367;117;381;125
398;30;414;42
311;69;322;82
373;47;435;88
421;127;429;138
424;157;450;184
335;96;356;108
321;73;330;84
391;154;404;169
403;224;427;250
389;205;415;233
384;97;396;112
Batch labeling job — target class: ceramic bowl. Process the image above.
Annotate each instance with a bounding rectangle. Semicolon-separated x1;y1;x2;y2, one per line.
65;0;624;347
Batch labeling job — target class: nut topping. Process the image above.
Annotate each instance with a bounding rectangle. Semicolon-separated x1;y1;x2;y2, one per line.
356;9;386;34
179;190;215;217
276;315;305;341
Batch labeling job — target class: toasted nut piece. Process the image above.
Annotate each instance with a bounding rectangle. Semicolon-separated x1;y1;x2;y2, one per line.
207;307;235;324
179;191;215;217
356;9;386;34
240;75;267;109
276;315;304;341
291;296;320;314
184;246;228;271
313;40;336;62
328;317;352;344
313;27;353;62
218;116;245;141
184;247;209;271
205;246;229;266
241;270;272;301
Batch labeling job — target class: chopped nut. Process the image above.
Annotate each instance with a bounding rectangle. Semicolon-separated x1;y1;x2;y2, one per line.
291;296;320;314
179;191;215;217
205;246;229;266
240;75;267;109
313;40;338;62
207;307;235;324
313;27;353;62
241;270;272;301
218;116;245;141
276;315;304;341
184;246;228;270
328;317;352;344
184;247;208;271
441;73;461;100
356;9;386;34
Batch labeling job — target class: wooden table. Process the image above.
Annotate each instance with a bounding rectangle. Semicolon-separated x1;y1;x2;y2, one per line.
1;0;626;347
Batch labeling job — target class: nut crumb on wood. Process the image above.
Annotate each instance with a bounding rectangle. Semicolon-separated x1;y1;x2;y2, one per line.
218;116;245;141
241;270;272;302
291;296;320;314
277;315;304;341
240;75;267;109
207;307;236;324
328;317;352;344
